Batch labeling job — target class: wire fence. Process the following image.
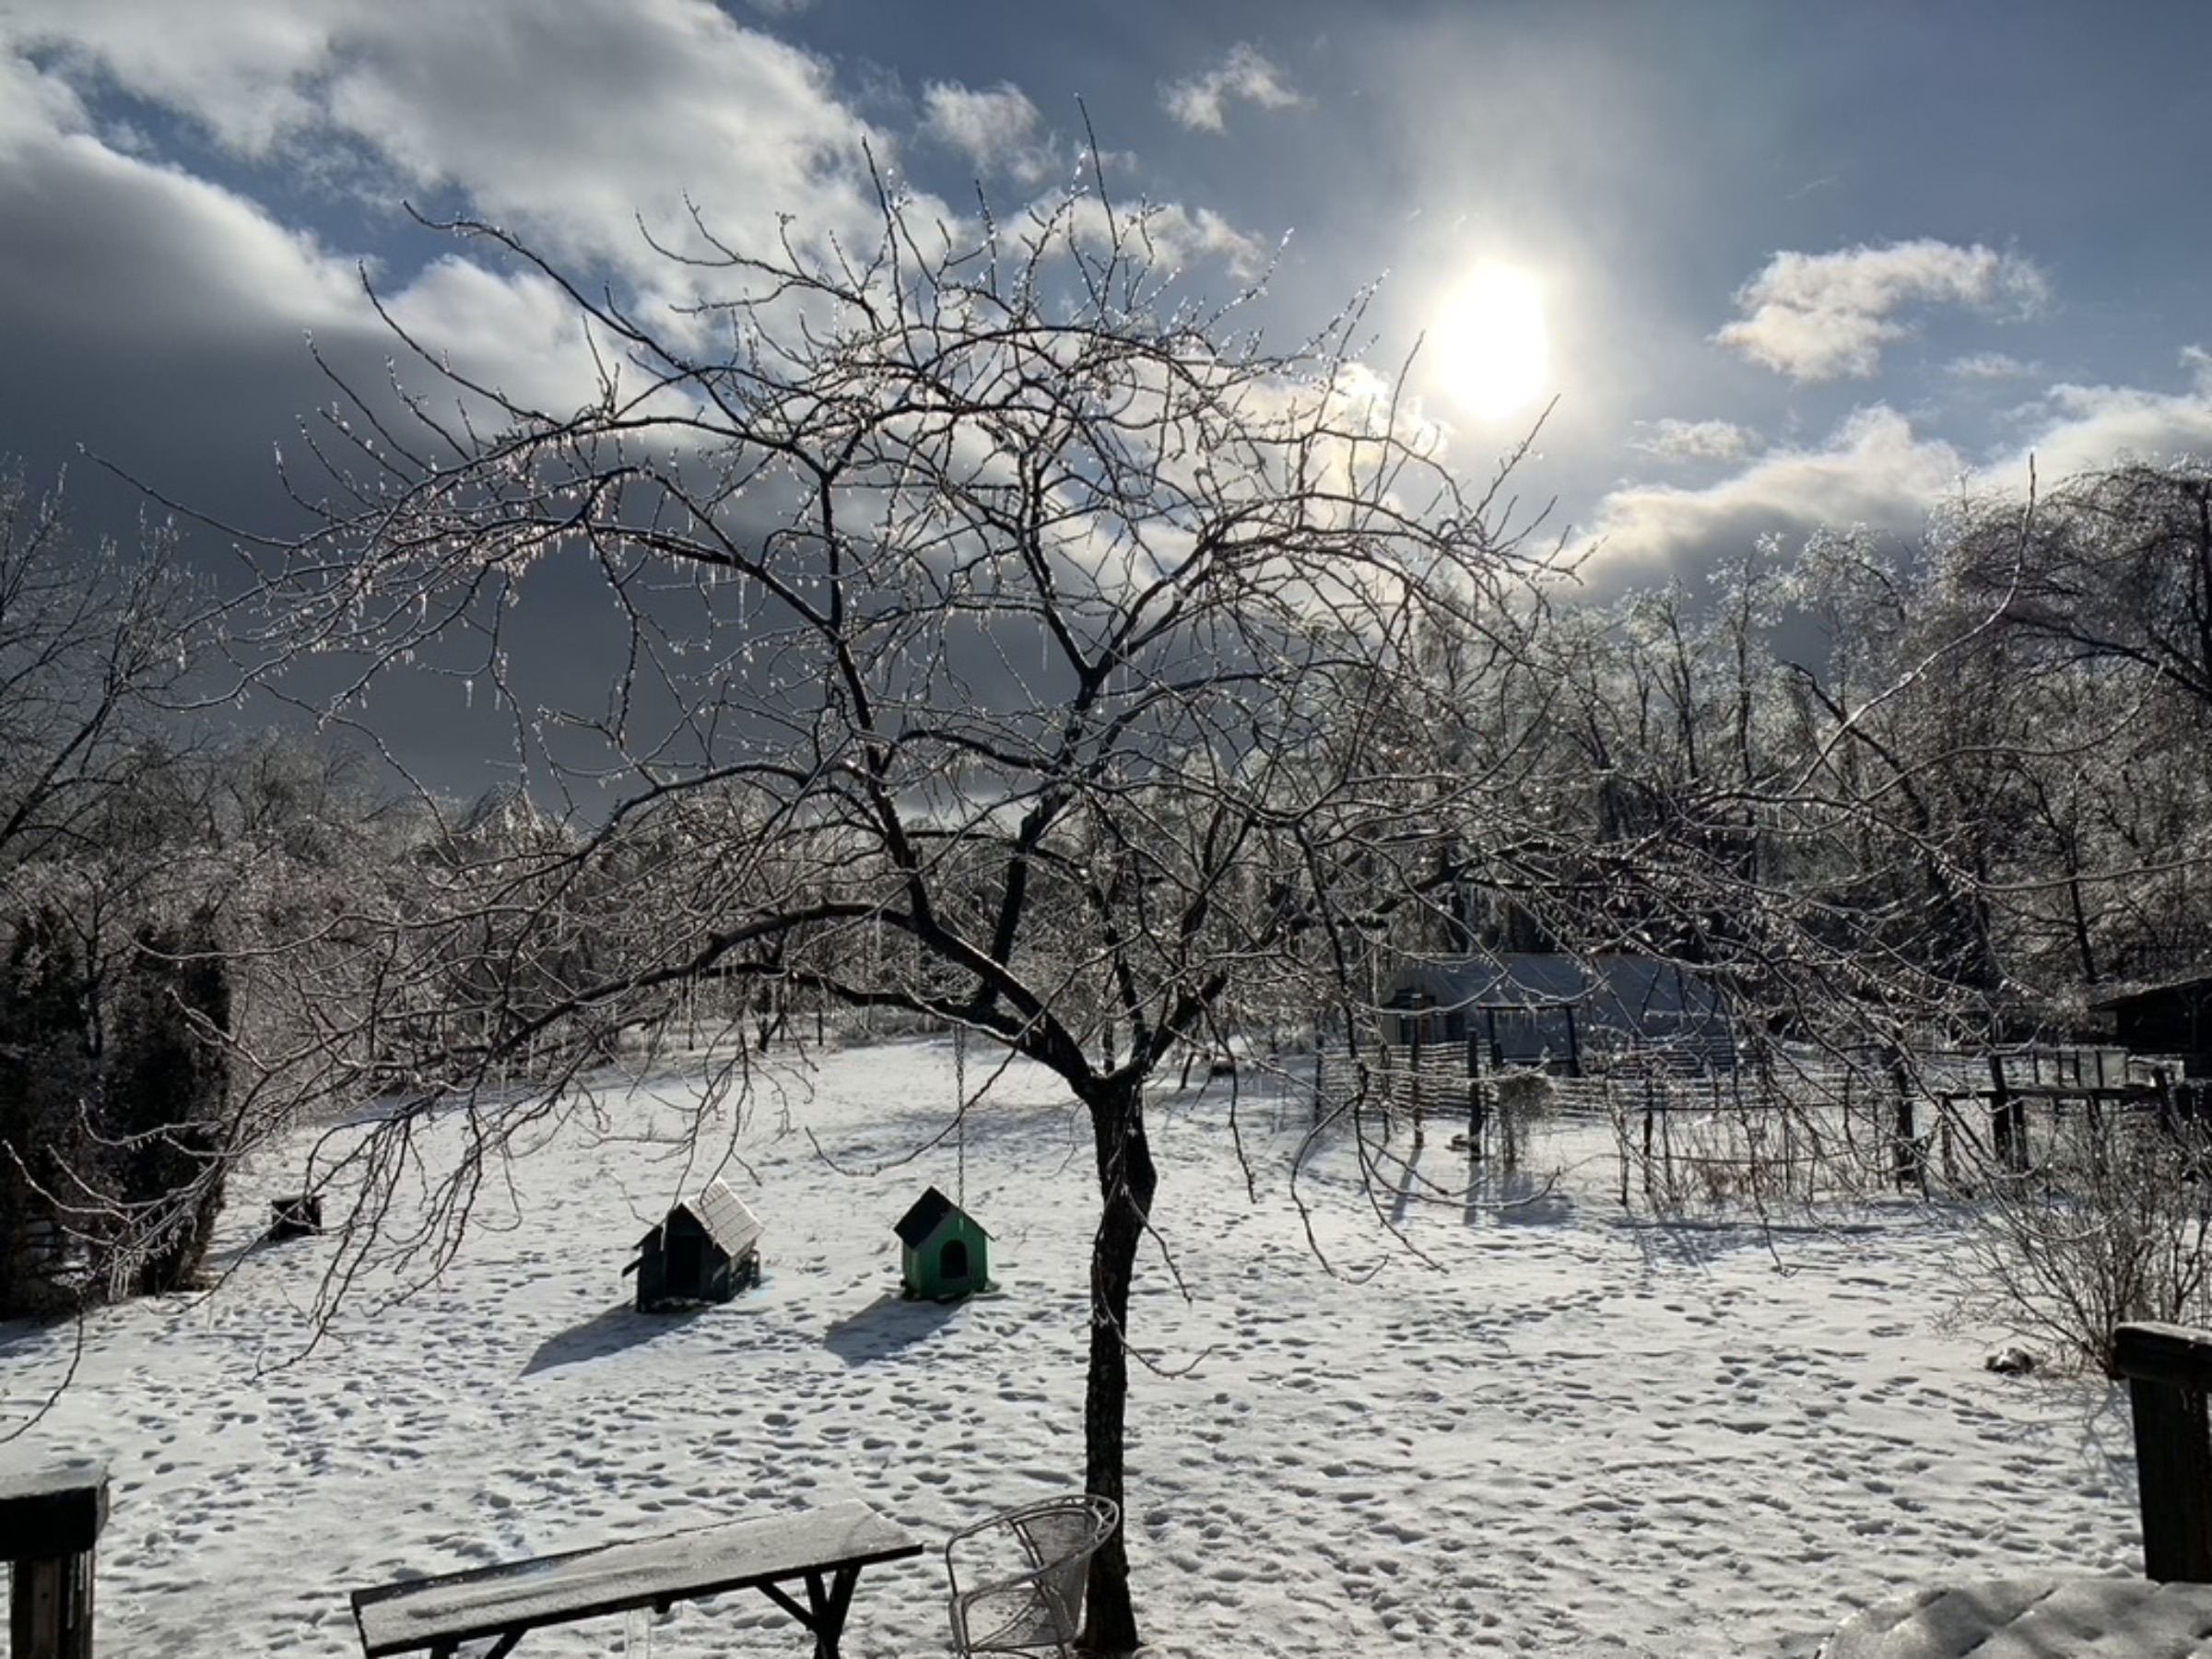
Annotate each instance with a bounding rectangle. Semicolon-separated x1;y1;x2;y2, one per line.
1310;1041;2200;1211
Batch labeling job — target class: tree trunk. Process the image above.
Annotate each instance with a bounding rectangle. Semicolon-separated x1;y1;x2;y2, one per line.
1079;1073;1157;1653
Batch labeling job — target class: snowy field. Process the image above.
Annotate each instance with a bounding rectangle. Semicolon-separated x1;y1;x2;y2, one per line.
0;1038;2152;1656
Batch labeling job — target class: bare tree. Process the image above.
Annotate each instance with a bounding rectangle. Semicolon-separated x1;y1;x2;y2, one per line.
0;467;196;877
204;171;1555;1645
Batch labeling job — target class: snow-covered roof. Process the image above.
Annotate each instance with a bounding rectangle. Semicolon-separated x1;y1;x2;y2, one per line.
636;1176;763;1259
687;1178;764;1259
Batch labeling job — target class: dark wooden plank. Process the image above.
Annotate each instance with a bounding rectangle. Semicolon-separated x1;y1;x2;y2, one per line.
0;1462;108;1559
10;1554;97;1659
351;1500;922;1657
2115;1323;2212;1391
2129;1372;2212;1583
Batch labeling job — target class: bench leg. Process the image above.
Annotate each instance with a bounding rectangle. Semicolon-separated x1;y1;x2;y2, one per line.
757;1565;865;1659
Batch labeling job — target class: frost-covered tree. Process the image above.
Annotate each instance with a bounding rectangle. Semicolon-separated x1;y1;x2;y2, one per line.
0;466;194;874
216;168;1557;1646
0;907;97;1316
0;467;216;1315
93;914;232;1298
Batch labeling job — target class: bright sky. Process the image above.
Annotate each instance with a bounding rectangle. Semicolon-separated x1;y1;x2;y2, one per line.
5;0;2211;605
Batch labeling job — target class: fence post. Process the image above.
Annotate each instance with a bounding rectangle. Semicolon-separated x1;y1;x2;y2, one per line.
1616;1074;1630;1207
1465;1033;1487;1160
2112;1323;2212;1583
1409;1019;1423;1131
1641;1077;1657;1201
1989;1053;2027;1171
2;1460;108;1659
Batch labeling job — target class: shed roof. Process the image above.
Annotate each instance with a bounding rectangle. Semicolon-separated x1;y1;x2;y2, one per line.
2090;973;2212;1014
894;1184;988;1248
1388;953;1728;1032
688;1178;763;1257
635;1177;763;1259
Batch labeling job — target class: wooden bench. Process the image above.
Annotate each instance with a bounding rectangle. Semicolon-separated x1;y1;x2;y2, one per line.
350;1499;923;1658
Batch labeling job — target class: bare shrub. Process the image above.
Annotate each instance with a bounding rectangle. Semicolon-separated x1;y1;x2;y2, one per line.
1960;1103;2212;1376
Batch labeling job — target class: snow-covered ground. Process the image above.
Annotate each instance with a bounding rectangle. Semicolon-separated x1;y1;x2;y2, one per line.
0;1038;2149;1656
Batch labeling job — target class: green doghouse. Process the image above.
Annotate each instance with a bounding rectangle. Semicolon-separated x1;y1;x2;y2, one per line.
894;1185;993;1300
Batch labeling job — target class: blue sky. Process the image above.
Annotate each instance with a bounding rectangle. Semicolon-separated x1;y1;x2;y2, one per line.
4;0;2211;604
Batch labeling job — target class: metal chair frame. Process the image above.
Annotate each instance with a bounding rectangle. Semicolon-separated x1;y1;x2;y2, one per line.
944;1494;1120;1657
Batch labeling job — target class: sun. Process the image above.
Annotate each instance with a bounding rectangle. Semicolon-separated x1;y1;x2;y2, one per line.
1431;265;1551;421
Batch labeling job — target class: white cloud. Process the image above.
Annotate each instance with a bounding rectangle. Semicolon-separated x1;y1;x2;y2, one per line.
1160;43;1301;134
377;257;628;422
1976;378;2212;493
0;61;364;347
1632;418;1756;464
0;1;941;535
6;0;893;284
1582;406;1967;593
1946;351;2038;382
2183;345;2212;398
6;0;350;157
1715;240;2050;382
1588;365;2212;597
921;80;1053;185
1055;194;1269;282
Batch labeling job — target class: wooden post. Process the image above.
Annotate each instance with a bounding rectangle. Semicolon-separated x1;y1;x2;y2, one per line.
1641;1077;1656;1200
1465;1032;1487;1160
2113;1323;2212;1583
1409;1017;1423;1130
1990;1053;2027;1171
1892;1091;1919;1192
1;1460;108;1659
1616;1075;1630;1207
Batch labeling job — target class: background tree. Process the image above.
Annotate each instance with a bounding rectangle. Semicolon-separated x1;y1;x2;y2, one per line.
1935;465;2212;985
0;907;97;1315
0;467;226;1315
216;172;1555;1647
0;468;195;876
90;913;232;1298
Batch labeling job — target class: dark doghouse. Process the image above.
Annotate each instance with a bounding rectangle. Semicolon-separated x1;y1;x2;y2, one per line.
625;1178;763;1311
